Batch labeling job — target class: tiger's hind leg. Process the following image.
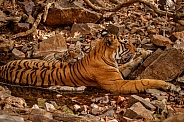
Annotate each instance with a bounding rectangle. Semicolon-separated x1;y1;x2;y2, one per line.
118;48;152;78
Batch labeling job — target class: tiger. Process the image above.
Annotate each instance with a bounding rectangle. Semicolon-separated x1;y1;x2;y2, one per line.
0;30;175;94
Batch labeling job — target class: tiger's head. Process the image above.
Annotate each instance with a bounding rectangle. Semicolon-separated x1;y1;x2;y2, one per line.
101;30;136;64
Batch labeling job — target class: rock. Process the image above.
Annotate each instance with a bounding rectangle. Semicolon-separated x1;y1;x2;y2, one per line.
0;40;14;53
151;99;167;111
24;1;35;15
124;102;153;120
45;2;101;26
129;48;163;79
146;89;168;100
53;111;101;122
90;103;108;115
127;95;156;111
91;95;109;104
33;33;67;58
163;112;184;122
73;104;81;112
45;102;56;112
0;114;24;122
99;107;116;118
172;31;184;40
26;15;35;24
3;96;27;109
152;35;173;47
13;23;30;33
71;23;104;36
12;48;25;59
48;86;86;93
173;39;184;49
28;115;54;122
30;108;53;120
146;89;167;96
175;23;184;32
107;24;125;35
177;75;184;83
139;48;184;81
32;104;39;109
122;117;144;122
162;105;175;119
147;26;159;34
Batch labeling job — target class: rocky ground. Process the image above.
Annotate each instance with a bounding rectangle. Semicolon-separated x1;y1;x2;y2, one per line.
0;0;184;122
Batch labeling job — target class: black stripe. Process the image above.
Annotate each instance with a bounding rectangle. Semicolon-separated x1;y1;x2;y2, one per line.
18;69;25;85
72;63;87;85
120;81;129;90
68;64;77;86
75;62;90;82
33;76;38;86
80;58;88;74
135;82;140;93
40;69;47;87
101;56;116;67
59;71;66;85
26;70;31;85
50;69;55;86
63;65;67;79
55;68;60;85
48;73;52;86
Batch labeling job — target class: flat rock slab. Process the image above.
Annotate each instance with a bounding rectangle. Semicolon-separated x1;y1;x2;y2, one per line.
129;48;163;79
139;48;184;81
152;35;173;47
45;4;101;26
33;33;67;58
124;102;153;120
127;95;156;111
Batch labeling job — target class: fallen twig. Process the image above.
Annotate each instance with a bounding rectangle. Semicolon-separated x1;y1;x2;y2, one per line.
83;0;184;18
43;2;54;22
11;12;43;39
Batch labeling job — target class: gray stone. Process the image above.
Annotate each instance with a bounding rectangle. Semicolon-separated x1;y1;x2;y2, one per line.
139;48;184;81
24;1;35;15
127;95;156;111
124;102;153;120
151;100;167;110
146;89;168;100
13;23;30;33
12;48;25;59
0;115;24;122
129;48;163;79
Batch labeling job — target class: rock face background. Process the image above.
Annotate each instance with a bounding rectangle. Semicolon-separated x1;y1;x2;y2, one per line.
137;48;184;81
0;0;184;122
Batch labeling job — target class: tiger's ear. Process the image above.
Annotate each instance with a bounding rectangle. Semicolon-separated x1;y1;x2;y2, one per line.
101;30;109;37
